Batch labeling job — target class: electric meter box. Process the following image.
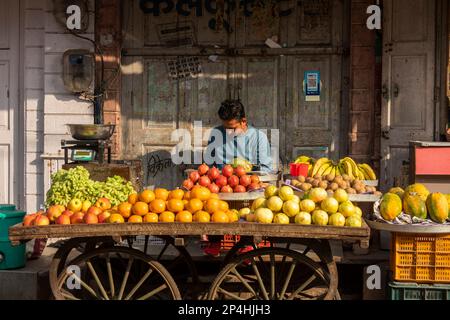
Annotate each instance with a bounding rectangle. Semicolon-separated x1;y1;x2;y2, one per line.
62;49;94;93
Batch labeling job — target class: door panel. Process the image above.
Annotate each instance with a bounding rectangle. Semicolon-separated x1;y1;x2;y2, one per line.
0;1;8;49
381;0;435;189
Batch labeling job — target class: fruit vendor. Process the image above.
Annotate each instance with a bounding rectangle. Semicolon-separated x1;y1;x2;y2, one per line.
204;100;274;173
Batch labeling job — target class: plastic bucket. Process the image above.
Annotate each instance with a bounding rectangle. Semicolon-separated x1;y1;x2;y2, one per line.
0;207;26;270
290;163;309;178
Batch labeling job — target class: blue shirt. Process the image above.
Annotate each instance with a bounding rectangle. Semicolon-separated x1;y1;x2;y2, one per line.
205;126;274;172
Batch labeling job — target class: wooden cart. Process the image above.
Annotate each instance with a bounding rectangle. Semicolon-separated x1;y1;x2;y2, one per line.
9;222;370;301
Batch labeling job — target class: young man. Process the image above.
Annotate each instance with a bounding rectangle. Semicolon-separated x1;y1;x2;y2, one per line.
205;100;274;172
202;100;274;257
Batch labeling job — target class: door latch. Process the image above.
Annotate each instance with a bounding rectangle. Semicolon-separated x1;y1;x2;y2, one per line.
382;129;390;140
382;85;389;100
393;84;399;98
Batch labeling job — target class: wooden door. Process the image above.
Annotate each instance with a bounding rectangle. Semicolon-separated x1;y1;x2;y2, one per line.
0;0;19;205
381;0;436;189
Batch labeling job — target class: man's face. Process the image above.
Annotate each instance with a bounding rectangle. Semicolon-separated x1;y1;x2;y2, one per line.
223;118;247;135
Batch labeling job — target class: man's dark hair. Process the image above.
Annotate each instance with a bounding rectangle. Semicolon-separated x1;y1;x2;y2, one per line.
218;100;246;121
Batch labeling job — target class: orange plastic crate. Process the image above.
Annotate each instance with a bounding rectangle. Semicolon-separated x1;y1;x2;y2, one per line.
220;235;271;251
391;233;450;284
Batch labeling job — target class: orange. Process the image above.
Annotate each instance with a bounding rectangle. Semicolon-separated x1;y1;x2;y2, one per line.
150;199;166;214
118;202;133;219
212;211;230;223
227;210;240;223
187;198;203;213
108;214;125;224
132;202;149;216
143;213;159;223
168;189;185;200
183;191;191;201
191;186;211;201
210;193;220;199
176;211;193;223
167;199;184;213
194;211;211;223
128;215;143;223
159;211;175;223
154;188;169;201
139;190;155;204
128;193;139;205
219;201;229;212
182;200;189;207
204;199;221;214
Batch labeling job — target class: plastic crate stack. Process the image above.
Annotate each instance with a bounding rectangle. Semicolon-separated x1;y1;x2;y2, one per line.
389;233;450;300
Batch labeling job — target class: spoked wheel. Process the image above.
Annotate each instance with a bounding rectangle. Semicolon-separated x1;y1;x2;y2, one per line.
53;247;181;300
208;248;334;300
140;236;200;299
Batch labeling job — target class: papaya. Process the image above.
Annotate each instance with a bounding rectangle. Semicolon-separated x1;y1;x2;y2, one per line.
403;193;427;219
404;184;430;202
380;193;403;221
389;187;405;199
426;193;449;224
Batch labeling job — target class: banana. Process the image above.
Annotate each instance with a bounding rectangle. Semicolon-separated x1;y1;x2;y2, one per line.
340;160;354;179
343;158;360;179
360;164;377;180
312;158;330;177
323;165;333;176
335;165;341;177
328;166;336;180
295;156;312;164
317;161;332;176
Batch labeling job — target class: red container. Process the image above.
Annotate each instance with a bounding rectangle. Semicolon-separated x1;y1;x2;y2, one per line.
290;163;309;178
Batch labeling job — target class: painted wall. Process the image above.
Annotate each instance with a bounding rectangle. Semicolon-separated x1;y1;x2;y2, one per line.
23;0;95;210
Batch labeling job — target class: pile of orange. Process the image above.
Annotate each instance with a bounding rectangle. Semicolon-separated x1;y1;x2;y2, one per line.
112;186;240;224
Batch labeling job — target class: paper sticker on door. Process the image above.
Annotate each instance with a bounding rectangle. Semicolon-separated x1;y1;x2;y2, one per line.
304;71;321;102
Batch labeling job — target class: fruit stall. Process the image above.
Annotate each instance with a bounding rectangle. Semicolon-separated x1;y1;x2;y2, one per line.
7;162;375;300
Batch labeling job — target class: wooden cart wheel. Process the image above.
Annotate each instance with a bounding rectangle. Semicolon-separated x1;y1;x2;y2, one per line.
222;238;339;300
208;247;334;300
53;247;181;300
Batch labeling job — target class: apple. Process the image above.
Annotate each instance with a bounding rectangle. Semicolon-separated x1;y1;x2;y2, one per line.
228;175;239;188
23;214;38;227
98;211;112;224
61;210;74;217
222;165;234;178
189;171;200;183
250;175;260;184
95;198;112;211
34;215;50;226
198;163;210;176
56;205;66;213
46;205;64;222
215;175;228;188
70;212;85;225
234;185;247;193
55;214;71;225
199;176;211;187
234;166;246;177
87;206;103;216
207;167;220;181
67;199;82;213
247;182;260;191
81;200;92;213
239;175;251;187
208;184;220;194
83;213;99;224
221;185;233;193
182;179;194;191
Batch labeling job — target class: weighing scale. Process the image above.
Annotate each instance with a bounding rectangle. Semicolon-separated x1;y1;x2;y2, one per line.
61;139;112;164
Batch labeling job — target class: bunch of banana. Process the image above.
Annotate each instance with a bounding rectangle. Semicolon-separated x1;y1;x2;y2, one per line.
358;163;377;180
310;158;343;180
294;156;315;176
339;157;362;180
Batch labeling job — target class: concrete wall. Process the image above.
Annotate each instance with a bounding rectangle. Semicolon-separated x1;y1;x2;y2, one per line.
23;0;95;211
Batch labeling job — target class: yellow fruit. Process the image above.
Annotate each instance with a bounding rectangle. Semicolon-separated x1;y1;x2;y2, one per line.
312;210;329;226
139;190;156;204
150;199;167;214
194;211;211;223
191;186;211;201
204;199;221;214
300;200;316;213
167;199;185;213
187;198;204;213
282;200;300;218
132;202;149;216
176;211;193;223
309;188;328;203
128;215;143;223
108;214;125;224
339;201;357;218
295;212;312;225
346;216;362;228
279;186;295;201
239;208;251;219
226;210;240;223
251;198;266;211
118;202;133;219
143;213;159;223
128;193;139;205
218;201;229;212
255;208;274;224
334;189;349;203
273;213;290;225
212;211;230;223
264;185;279;198
159;211;175;223
266;196;284;212
321;198;339;215
168;189;185;200
329;213;346;227
354;207;363;218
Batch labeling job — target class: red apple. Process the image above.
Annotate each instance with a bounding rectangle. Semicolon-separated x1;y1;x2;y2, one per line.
234;185;247;193
234;166;247;178
83;213;99;224
199;176;211;187
23;214;38;227
95;198;112;211
198;164;209;176
228;175;240;188
240;175;252;187
208;184;220;194
222;165;234;178
87;206;103;216
55;214;71;225
34;215;50;226
98;211;112;224
189;171;200;183
247;182;261;191
250;175;260;184
208;167;220;181
62;210;74;217
221;185;234;193
215;175;228;188
46;205;64;222
182;179;194;191
70;212;85;225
